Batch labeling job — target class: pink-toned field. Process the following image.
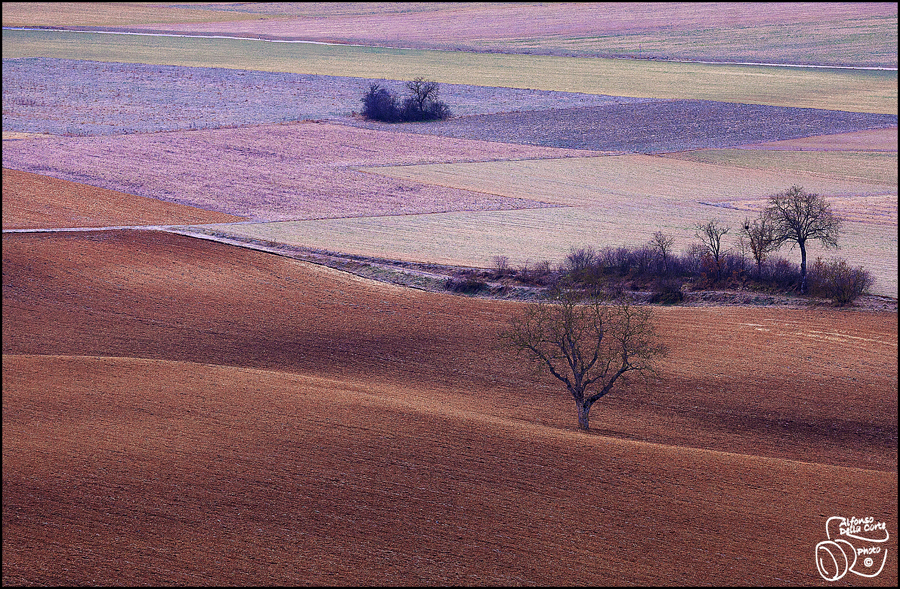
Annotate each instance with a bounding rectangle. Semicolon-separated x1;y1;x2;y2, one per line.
0;121;598;221
22;2;892;68
740;128;899;152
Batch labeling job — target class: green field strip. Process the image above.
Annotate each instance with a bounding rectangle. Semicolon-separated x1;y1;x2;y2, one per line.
358;156;898;208
3;29;896;114
661;150;898;186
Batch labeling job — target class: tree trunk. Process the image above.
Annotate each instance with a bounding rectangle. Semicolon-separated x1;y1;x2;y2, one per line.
577;400;592;430
799;240;808;294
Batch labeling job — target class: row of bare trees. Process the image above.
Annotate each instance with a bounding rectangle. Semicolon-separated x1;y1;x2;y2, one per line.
705;185;842;293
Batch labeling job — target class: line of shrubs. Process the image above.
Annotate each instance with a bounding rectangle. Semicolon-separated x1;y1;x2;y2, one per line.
445;244;873;306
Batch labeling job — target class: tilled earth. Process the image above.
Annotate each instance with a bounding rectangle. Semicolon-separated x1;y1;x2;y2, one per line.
346;100;899;153
3;229;897;584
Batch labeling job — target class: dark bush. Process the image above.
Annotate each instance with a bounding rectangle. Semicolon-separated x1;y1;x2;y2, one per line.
445;275;488;295
360;78;451;123
807;257;873;305
649;279;685;305
361;83;400;122
763;256;802;291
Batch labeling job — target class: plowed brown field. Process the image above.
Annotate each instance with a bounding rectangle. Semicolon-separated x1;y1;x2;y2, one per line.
3;230;897;585
2;168;245;229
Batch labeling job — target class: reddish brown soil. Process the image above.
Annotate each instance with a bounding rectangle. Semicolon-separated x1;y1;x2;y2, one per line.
2;168;245;229
3;230;897;585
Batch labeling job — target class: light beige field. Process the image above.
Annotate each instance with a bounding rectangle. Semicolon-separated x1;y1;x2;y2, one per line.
212;151;898;297
662;150;898;187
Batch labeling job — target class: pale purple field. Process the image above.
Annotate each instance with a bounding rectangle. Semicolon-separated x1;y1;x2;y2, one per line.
1;122;600;221
1;58;637;137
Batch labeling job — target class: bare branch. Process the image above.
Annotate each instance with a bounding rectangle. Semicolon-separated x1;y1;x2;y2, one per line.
501;294;666;430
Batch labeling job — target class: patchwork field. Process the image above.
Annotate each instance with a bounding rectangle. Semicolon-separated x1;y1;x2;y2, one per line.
1;122;600;221
4;29;896;114
3;4;898;586
214;151;898;297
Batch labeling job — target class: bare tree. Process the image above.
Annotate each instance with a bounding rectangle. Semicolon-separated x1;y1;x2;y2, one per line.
695;219;730;281
405;78;439;111
741;213;780;278
649;231;675;275
402;77;451;121
765;186;841;293
502;293;666;431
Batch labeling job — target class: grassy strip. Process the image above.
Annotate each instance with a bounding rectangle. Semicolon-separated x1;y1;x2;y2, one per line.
3;29;896;114
1;2;265;27
662;150;898;186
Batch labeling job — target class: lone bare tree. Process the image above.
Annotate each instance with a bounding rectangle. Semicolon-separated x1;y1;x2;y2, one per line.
765;186;841;293
502;293;667;431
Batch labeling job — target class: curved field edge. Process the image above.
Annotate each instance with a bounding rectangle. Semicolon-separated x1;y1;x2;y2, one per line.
1;168;245;229
0;122;596;222
3;353;897;585
3;29;896;114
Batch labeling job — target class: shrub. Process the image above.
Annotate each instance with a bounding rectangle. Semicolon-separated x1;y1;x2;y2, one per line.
492;255;511;279
518;260;557;287
360;83;400;122
763;256;802;291
807;257;873;306
360;78;451;123
649;279;685;305
445;275;488;295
